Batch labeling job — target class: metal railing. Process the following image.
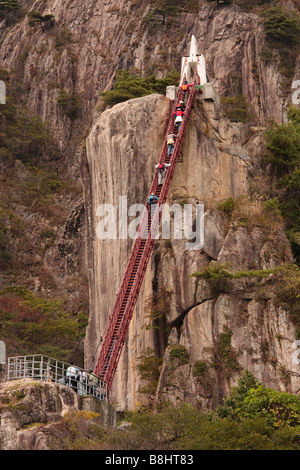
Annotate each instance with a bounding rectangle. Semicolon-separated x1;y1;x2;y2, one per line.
6;355;108;401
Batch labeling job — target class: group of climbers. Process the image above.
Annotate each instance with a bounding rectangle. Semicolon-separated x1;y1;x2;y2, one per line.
173;105;185;131
148;80;193;207
64;361;103;398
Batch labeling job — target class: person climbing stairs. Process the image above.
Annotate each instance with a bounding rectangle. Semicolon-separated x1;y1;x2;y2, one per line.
93;69;200;395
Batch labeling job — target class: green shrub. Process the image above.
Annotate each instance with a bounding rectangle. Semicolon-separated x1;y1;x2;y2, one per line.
265;112;300;175
214;325;240;377
217;197;238;216
260;7;300;94
192;262;300;342
221;95;255;123
50;392;300;450
191;261;281;281
263;197;281;212
137;348;163;395
206;0;233;5
144;287;172;330
264;106;300;259
0;99;51;163
57;89;81;121
0;208;24;267
143;0;200;25
169;344;189;366
28;11;55;31
142;4;178;25
261;7;300;46
0;0;20;10
193;360;207;377
218;371;300;428
287;105;300;125
216;194;284;233
100;69;179;108
0;0;22;25
238;386;300;427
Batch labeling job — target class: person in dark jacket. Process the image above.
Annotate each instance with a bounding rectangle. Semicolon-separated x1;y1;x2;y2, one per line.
178;100;186;111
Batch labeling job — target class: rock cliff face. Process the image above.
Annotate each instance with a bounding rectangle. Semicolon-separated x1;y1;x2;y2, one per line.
0;378;116;450
83;94;170;409
0;1;300;411
84;88;299;410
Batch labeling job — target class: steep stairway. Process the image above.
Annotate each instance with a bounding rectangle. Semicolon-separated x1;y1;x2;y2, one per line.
93;71;199;395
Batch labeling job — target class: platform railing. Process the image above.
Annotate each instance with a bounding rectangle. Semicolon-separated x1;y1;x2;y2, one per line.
6;355;107;401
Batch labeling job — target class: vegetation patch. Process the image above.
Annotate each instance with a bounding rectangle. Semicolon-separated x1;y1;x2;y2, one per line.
260;6;300;95
216;194;284;233
137;348;163;396
48;372;300;450
261;6;300;46
263;107;300;262
28;11;55;32
0;0;23;25
0;99;53;164
220;95;255;123
143;0;200;26
191;262;282;282
218;371;300;428
57;89;81;121
0;208;23;267
144;287;172;331
0;286;88;363
100;69;179;108
213;325;240;378
169;344;189;369
192;360;213;395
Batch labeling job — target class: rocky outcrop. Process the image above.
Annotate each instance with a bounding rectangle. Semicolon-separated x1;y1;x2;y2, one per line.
156;222;298;409
0;378;116;450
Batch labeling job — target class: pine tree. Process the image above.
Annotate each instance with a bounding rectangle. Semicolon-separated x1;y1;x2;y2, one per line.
28;11;55;31
0;0;20;10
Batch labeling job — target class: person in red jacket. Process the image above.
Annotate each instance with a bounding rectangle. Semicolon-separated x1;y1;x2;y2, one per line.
172;108;185;131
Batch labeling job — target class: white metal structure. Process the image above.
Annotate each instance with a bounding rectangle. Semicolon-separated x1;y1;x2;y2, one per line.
179;35;207;86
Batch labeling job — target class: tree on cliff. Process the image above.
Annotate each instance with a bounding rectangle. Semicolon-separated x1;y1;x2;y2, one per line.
262;6;300;46
0;0;20;11
0;0;21;23
143;0;200;25
28;11;55;32
143;1;179;25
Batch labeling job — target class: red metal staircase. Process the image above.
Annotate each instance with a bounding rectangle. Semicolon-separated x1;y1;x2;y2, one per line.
93;71;199;395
